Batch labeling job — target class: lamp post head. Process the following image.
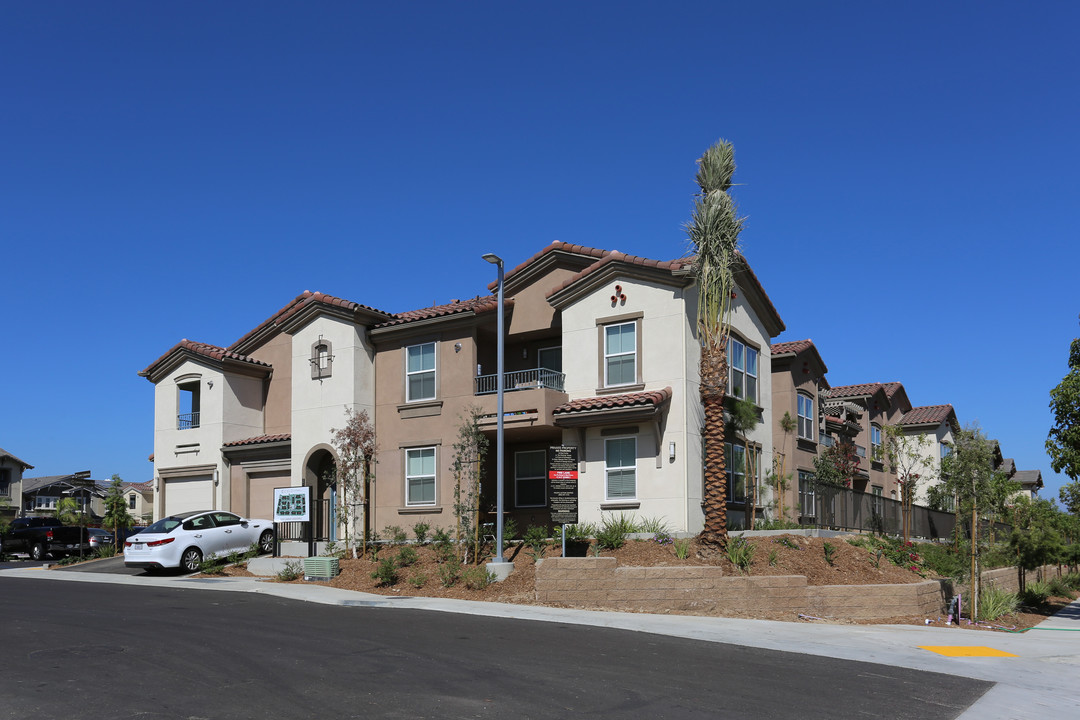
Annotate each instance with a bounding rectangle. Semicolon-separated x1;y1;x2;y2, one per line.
482;253;503;267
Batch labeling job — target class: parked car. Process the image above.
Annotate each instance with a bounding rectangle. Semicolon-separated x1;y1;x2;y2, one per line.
0;518;91;561
124;510;274;573
87;528;115;553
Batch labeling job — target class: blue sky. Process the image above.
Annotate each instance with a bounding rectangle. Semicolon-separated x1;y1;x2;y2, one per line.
3;2;1077;504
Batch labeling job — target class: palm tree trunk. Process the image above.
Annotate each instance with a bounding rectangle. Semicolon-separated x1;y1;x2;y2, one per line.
701;393;728;547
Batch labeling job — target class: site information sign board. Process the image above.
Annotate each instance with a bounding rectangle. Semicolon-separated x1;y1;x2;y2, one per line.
273;486;312;523
548;446;579;525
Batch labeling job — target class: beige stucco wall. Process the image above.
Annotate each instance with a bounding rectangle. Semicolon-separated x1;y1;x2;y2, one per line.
770;356;825;522
248;331;293;436
904;422;953;504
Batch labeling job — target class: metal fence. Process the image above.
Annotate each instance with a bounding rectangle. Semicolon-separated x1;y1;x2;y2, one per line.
801;486;1009;541
474;367;566;394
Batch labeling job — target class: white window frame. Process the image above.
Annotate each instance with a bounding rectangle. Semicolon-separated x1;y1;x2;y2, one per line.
798;471;816;518
797;393;814;441
603;322;637;387
405;342;437;402
129;494;137;510
728;337;758;403
604;436;637;501
404;446;437;507
514;450;547;508
871;424;883;461
726;442;748;503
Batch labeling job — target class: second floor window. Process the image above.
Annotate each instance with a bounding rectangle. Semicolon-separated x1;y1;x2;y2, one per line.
311;339;333;379
129;494;137;510
728;338;758;402
797;393;814;440
604;322;637;386
871;425;883;461
406;342;436;401
177;380;201;430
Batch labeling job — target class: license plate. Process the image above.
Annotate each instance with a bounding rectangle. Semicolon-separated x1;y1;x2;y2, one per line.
132;544;144;550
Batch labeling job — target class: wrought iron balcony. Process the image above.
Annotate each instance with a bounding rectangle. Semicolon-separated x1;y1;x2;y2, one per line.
177;412;201;430
474;367;565;395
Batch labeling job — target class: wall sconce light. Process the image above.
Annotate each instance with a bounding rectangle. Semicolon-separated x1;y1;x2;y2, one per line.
454;343;462;353
522;348;528;359
668;441;676;462
207;380;213;389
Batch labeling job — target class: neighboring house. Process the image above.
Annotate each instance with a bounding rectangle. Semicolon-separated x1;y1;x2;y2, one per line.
1;448;34;521
121;481;155;523
1012;470;1043;501
824;382;913;501
19;474;106;521
897;404;959;505
769;339;831;523
141;241;784;536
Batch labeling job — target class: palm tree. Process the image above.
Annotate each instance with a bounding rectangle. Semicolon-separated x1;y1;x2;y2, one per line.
686;139;744;549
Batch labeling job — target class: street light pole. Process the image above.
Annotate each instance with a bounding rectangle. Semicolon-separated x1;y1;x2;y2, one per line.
482;253;512;579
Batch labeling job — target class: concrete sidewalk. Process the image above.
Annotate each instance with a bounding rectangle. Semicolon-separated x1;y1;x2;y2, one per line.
3;565;1077;718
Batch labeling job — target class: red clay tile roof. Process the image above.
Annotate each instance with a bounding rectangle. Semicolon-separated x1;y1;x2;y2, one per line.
900;405;955;426
374;295;507;328
827;383;884;399
223;434;292;447
230;291;392;351
122;480;154;494
770;339;815;355
545;251;692;299
497;241;609;289
141;339;271;376
882;382;904;400
553;387;673;415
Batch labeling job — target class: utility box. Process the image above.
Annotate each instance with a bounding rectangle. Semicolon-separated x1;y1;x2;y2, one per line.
303;556;340;581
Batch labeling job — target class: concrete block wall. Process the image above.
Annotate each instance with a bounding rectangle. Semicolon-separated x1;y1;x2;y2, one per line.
536;558;952;619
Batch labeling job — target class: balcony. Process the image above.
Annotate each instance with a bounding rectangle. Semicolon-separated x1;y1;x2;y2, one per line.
474;367;565;395
177;412;201;430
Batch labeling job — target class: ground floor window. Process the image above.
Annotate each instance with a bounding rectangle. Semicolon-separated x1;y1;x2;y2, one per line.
605;437;636;500
871;485;884;516
798;471;816;518
726;443;746;502
405;447;436;506
514;450;547;508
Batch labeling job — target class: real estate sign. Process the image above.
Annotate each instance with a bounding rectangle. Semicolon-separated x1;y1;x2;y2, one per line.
548;446;579;525
273;486;312;523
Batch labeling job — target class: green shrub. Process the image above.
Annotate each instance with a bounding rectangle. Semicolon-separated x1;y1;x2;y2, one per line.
95;544;118;559
978;586;1019;620
522;525;549;563
438;558;461;587
432;527;452;545
823;542;836;566
383;525;407;545
276;560;303;581
371;558;400;586
554;523;595;544
755;518;802;531
1063;572;1080;590
409;572;427;589
673;538;692;560
412;521;430;545
463;565;496;590
637;515;670;535
1019;581;1051;606
774;536;800;550
1046;575;1074;599
396;546;419;567
768;549;779;567
596;513;636;550
726;536;755;574
199;553;226;575
501;517;519;542
916;541;965;579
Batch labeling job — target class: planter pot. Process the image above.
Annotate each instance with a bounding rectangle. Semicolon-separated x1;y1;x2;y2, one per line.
563;540;591;557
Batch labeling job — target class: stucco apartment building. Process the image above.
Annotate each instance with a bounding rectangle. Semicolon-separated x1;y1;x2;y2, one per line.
140;241;784;537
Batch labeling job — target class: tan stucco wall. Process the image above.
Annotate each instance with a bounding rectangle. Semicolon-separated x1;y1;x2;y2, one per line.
248;331;293;436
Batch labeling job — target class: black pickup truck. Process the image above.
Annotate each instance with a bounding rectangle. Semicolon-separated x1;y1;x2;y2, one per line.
0;518;92;560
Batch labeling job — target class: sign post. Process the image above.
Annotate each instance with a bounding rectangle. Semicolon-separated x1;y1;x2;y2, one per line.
273;486;312;557
548;446;579;556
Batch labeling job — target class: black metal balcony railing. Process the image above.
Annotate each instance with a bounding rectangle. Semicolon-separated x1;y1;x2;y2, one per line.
474;367;566;395
177;412;201;430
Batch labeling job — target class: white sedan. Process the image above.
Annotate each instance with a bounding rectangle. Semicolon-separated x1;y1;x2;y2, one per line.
124;510;275;573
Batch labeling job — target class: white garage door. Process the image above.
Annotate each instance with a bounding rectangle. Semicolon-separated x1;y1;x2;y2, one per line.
164;475;213;516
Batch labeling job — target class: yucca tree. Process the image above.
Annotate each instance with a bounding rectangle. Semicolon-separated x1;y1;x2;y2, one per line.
686;139;744;549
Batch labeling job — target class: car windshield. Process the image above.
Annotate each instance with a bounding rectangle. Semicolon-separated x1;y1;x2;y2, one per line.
143;517;183;534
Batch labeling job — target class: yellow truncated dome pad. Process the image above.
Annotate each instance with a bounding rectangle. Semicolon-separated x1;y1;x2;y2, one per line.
918;646;1017;657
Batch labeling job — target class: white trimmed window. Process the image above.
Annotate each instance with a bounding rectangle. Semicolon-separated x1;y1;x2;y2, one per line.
797;393;814;440
728;338;758;402
128;494;137;510
726;442;746;502
604;322;637;386
605;437;636;500
514;450;547;508
871;425;883;460
405;447;436;506
405;342;436;402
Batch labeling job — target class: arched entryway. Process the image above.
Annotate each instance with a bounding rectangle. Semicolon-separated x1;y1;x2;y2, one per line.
304;447;337;542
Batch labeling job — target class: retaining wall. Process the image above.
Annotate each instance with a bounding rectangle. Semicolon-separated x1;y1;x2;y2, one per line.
535;557;951;619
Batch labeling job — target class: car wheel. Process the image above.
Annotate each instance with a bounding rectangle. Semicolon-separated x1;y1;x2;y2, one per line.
180;547;202;573
30;543;47;561
259;530;275;555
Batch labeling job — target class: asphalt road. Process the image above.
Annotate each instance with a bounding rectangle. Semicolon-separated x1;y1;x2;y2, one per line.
0;577;990;719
